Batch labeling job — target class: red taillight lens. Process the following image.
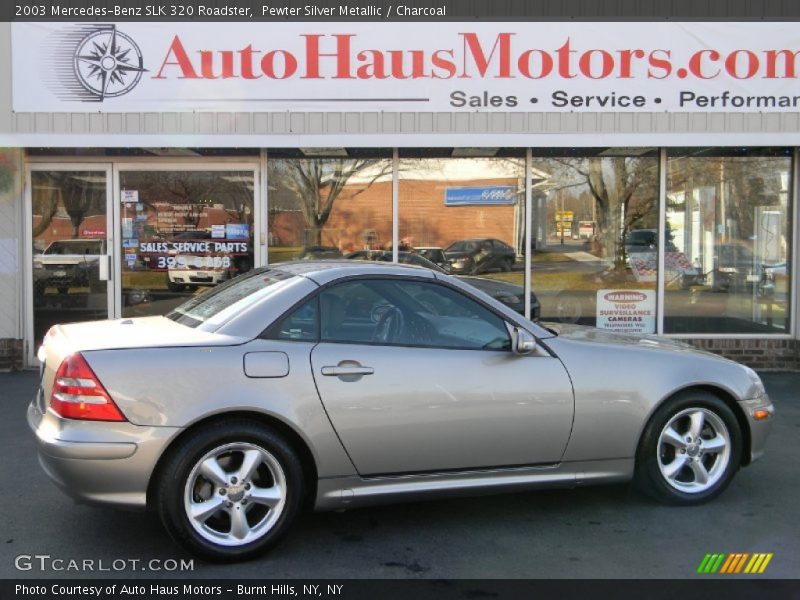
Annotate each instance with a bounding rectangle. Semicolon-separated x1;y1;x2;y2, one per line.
50;353;126;422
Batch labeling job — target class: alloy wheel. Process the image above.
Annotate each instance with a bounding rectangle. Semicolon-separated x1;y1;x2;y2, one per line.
183;442;287;547
656;407;731;494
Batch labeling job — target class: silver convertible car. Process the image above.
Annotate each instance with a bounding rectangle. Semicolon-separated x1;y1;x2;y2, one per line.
29;262;774;561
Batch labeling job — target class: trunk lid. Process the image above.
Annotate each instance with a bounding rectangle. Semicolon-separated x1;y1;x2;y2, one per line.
36;316;247;412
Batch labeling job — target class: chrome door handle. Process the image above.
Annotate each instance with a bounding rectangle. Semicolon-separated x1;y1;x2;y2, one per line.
321;365;374;377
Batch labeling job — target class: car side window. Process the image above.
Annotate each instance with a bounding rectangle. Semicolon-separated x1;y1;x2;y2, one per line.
267;297;319;341
320;279;511;351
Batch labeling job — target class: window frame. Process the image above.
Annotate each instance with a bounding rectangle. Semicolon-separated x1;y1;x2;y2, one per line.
262;274;517;352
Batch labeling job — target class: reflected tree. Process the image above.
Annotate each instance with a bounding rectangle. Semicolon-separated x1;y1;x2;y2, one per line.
548;156;659;268
269;159;392;247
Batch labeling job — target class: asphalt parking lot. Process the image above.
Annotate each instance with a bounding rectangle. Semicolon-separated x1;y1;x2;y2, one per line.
1;370;797;579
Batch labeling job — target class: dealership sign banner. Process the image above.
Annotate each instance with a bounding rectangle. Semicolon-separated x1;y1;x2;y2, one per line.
11;22;800;112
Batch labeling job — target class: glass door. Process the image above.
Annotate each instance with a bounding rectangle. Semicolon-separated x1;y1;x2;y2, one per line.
26;165;113;364
114;165;257;318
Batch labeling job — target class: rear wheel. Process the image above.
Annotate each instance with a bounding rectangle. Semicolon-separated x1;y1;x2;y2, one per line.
635;392;741;505
156;420;304;561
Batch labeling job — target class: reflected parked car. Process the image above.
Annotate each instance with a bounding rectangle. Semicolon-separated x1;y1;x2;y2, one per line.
33;239;105;295
445;238;516;274
345;250;540;319
30;262;773;561
167;256;232;292
299;246;343;260
415;247;449;269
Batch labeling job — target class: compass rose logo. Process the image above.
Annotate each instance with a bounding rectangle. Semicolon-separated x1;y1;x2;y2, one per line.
72;25;147;100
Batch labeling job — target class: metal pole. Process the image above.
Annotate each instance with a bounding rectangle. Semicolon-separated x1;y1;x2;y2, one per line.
657;148;667;335
392;148;399;263
525;148;532;320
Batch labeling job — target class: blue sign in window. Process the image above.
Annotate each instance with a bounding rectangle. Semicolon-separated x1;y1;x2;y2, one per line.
225;223;250;240
444;186;516;206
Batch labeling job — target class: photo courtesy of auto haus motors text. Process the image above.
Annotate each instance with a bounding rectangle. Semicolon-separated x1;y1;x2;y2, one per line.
2;1;800;598
10;21;800;113
15;583;343;597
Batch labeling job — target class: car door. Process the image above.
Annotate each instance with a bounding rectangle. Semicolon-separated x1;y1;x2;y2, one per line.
308;277;574;476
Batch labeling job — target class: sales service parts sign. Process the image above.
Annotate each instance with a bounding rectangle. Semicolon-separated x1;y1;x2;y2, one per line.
11;22;800;113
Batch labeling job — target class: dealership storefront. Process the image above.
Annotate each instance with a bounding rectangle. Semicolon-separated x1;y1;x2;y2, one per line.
0;18;798;369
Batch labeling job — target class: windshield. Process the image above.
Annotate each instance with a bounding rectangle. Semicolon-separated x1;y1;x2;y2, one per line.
167;268;296;328
446;241;480;253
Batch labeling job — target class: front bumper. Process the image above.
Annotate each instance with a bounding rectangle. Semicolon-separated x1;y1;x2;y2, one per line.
27;401;180;509
738;394;774;464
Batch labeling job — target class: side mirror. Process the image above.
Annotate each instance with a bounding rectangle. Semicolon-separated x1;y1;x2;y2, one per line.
511;327;537;355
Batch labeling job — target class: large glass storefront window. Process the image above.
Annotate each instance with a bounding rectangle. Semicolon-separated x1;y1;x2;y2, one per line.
531;149;660;331
398;149;530;317
267;149;392;263
30;170;109;349
665;148;792;334
120;169;255;317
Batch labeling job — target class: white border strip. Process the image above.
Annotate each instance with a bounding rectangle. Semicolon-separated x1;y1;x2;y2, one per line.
4;132;800;148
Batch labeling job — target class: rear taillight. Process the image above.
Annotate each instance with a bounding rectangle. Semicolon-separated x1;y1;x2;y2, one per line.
50;353;126;422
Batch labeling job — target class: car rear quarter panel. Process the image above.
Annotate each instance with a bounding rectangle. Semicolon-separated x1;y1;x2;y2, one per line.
546;337;756;463
82;339;356;479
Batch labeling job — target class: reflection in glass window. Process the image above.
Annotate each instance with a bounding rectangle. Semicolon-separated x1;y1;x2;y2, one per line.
30;170;109;351
531;149;659;331
665;148;792;334
398;150;528;315
267;150;392;263
119;170;255;318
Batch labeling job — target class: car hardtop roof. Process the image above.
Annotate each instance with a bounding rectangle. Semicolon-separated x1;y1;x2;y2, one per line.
269;260;437;285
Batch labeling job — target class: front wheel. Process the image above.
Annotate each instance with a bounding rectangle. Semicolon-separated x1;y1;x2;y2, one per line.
155;420;304;561
635;392;741;505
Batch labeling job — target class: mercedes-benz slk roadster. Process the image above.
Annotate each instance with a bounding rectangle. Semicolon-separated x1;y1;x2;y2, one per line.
28;262;774;561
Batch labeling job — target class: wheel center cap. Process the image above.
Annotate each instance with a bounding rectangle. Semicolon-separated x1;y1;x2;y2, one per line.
687;444;701;457
227;484;246;502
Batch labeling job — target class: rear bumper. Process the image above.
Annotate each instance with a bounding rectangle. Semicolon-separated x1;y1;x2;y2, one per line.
27;401;180;509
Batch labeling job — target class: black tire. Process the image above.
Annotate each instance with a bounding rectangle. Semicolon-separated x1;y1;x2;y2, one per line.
501;258;513;272
155;420;305;562
635;392;741;505
167;280;187;293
